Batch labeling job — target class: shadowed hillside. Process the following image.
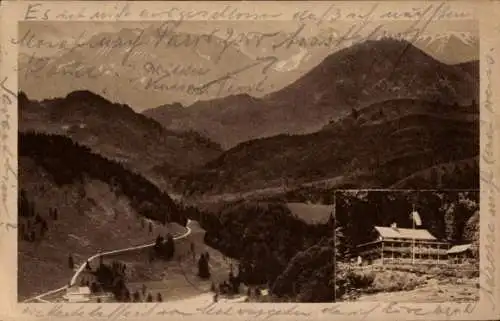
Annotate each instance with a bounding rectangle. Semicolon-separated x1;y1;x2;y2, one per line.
18;132;187;299
176;98;479;196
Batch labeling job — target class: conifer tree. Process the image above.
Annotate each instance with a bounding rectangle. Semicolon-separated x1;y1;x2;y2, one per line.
133;290;140;302
198;254;210;279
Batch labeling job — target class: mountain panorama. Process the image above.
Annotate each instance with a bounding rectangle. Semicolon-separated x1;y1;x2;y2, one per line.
19;38;479;195
18;34;479;304
19;20;478;110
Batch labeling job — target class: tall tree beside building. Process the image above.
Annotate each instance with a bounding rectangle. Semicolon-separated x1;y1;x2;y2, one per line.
463;210;479;258
198;253;211;279
165;234;175;259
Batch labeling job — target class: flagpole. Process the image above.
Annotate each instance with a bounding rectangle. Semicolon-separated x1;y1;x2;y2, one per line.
412;204;415;265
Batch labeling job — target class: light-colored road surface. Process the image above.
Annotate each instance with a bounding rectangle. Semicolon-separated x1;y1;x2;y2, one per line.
23;220;193;303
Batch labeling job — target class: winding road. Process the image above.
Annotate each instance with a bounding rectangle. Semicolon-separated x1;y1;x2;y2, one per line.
23;220;193;303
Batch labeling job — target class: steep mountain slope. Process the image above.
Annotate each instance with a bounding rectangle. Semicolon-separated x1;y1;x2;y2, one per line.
19;91;222;190
144;39;478;149
18;132;187;299
176;98;479;196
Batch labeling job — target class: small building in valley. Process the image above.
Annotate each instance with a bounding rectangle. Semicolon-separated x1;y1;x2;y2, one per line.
446;244;475;264
63;286;91;303
356;223;450;265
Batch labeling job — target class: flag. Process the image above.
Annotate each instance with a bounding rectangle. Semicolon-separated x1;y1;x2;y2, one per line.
410;211;422;226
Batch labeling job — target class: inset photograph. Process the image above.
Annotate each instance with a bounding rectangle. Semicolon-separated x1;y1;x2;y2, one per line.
334;190;479;302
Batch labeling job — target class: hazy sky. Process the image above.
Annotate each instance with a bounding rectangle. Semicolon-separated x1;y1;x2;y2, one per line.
17;19;479;108
18;19;478;59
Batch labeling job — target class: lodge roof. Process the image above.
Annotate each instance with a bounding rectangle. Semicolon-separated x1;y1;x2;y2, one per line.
447;244;473;254
374;226;437;241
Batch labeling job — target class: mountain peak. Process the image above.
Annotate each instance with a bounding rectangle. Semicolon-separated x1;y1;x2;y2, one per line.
326;37;428;63
65;90;109;103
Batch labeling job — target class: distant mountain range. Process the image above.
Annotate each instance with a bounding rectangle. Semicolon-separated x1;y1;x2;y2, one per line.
19;23;478;111
19;90;222;190
145;39;478;149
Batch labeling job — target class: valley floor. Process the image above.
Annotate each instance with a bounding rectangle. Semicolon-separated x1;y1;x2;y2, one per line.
114;220;237;303
19;221;187;302
29;220;239;303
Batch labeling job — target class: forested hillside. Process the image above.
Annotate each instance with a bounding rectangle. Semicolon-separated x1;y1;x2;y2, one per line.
19;132;185;225
182;201;335;302
177;98;479;196
18;132;186;299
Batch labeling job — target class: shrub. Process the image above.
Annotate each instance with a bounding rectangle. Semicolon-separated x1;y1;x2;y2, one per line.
369;271;425;293
347;270;375;288
336;265;427;300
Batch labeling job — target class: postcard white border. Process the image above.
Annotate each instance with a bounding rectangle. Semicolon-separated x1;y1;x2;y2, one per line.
1;1;499;320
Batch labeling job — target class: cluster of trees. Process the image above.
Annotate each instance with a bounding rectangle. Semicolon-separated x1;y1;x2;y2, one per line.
335;190;480;259
91;260;130;302
19;132;187;227
272;237;335;302
81;259;166;302
131;285;163;302
18;189;55;242
153;234;175;260
210;265;242;296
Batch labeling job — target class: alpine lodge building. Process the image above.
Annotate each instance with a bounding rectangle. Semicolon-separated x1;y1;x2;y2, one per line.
355;223;451;266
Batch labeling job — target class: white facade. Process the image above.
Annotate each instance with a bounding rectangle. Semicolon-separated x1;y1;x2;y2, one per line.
63;286;91;303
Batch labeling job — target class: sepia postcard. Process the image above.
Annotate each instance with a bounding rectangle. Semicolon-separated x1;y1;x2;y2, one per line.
0;1;499;321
